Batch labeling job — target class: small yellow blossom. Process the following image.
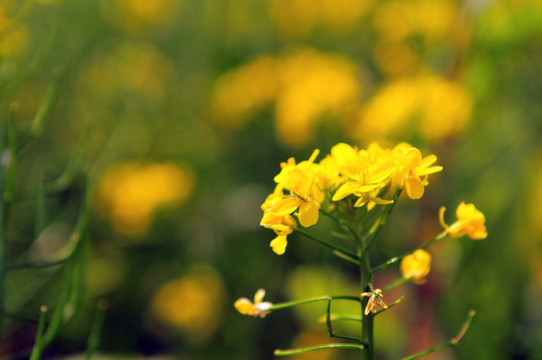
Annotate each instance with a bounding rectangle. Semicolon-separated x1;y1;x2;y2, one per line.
391;144;443;199
439;202;487;240
361;289;388;315
234;289;273;318
400;249;432;284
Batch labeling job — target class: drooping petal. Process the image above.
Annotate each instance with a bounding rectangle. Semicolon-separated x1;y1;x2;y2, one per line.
405;175;425;199
270;235;288;255
298;200;319;227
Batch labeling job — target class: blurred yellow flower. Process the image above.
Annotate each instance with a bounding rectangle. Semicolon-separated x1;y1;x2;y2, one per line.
211;48;361;147
109;0;181;30
234;288;273;318
0;8;29;58
400;249;431;284
439;202;488;240
354;75;472;143
95;162;194;236
373;0;458;43
269;0;373;37
151;266;224;341
78;42;175;101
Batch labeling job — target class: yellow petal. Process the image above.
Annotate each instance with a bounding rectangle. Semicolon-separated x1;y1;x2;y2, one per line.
332;181;360;201
271;197;299;216
298;200;319;227
234;298;255;315
405;175;425;199
254;289;266;304
270;235;288;255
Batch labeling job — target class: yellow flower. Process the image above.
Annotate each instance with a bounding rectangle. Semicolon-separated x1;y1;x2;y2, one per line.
270;150;322;227
95;162;193;237
400;249;431;284
361;289;388;315
330;143;395;210
392;144;443;199
234;289;273;318
151;266;224;341
439;202;487;240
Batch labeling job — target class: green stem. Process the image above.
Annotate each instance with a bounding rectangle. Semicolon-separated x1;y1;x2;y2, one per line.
326;298;367;345
86;300;108;360
274;343;365;356
270;295;360;311
372;231;449;273
29;306;48;360
0;104;18;332
400;310;476;360
362;190;401;254
359;231;374;360
382;277;411;292
294;228;359;260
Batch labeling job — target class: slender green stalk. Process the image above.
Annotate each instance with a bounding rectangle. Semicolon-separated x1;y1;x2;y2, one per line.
274;343;365;356
332;250;360;265
360;254;374;360
0;104;19;332
382;277;411;292
372;232;449;273
86;300;108;360
29;306;48;360
270;295;360;312
326;298;367;345
295;228;359;260
400;310;476;360
362;190;401;254
374;296;404;315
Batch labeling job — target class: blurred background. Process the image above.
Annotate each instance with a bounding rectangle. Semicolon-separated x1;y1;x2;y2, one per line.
0;0;541;359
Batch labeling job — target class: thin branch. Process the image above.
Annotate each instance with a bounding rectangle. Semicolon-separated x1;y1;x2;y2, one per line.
400;310;476;360
295;228;359;260
372;232;449;273
274;343;365;356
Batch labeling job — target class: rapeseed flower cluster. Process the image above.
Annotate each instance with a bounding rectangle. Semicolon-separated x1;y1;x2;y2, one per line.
211;48;361;147
261;142;442;254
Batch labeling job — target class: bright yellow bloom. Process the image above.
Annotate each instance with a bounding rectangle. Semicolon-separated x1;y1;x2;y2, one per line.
234;289;273;318
400;249;432;284
331;143;395;210
439;202;487;240
361;289;388;315
271;150;322;227
391;144;442;199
